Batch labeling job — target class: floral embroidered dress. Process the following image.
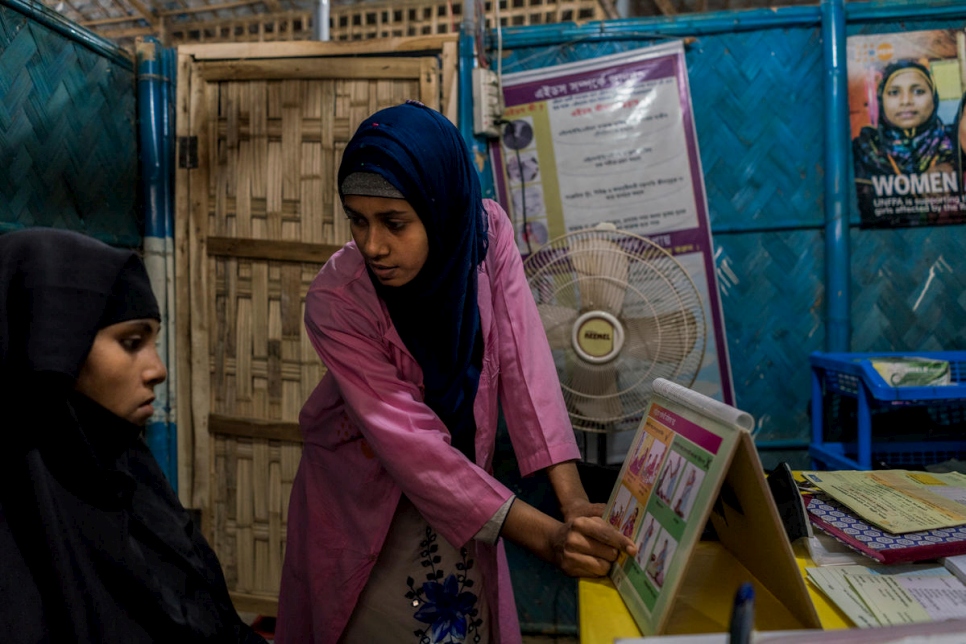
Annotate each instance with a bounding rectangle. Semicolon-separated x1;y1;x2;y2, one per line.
341;497;490;643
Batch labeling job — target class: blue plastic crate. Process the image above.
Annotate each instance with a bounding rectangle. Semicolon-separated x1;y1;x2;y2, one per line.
809;351;966;470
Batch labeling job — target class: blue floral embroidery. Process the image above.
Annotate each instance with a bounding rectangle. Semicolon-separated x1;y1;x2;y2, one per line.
406;527;483;643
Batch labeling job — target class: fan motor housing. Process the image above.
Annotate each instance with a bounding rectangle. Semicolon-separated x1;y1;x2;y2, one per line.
572;311;625;364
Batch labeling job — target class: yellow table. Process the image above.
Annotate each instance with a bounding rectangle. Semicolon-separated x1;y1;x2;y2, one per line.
579;540;851;643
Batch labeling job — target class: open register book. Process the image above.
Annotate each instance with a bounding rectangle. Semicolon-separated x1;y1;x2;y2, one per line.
603;379;821;635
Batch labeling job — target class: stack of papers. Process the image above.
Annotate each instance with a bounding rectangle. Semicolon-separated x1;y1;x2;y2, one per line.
805;564;966;627
800;469;966;627
801;470;966;564
802;470;966;534
616;618;966;642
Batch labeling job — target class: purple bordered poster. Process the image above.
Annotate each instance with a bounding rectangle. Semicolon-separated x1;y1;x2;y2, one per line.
490;42;734;458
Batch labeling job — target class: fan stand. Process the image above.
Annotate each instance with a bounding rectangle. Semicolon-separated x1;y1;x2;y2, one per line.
575;432;619;466
595;433;610;466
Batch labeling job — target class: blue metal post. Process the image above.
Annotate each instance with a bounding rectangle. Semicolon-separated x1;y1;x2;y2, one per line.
161;45;179;493
137;41;163;226
137;38;175;486
459;2;478;162
821;0;850;352
492;7;821;48
160;48;174;244
459;1;497;198
857;383;871;469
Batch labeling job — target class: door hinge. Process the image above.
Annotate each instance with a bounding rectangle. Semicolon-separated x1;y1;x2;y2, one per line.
178;136;198;169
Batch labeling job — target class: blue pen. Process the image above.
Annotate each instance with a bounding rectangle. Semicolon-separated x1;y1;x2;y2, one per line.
728;582;754;644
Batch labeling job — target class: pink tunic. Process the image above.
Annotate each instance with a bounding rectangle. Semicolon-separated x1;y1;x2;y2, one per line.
275;200;581;643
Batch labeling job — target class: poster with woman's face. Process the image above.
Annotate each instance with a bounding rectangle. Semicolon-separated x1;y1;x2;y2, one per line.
848;29;966;228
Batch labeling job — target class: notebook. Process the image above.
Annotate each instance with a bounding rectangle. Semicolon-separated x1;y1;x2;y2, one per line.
806;492;966;564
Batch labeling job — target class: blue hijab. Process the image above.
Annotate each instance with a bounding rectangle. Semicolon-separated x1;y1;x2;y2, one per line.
338;101;489;461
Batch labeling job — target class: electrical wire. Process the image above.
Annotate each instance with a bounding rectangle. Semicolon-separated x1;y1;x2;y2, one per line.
491;0;535;256
515;143;532;256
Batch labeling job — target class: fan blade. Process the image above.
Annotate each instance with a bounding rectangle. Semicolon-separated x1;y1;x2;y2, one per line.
537;304;577;350
568;360;623;421
624;310;699;364
570;237;628;314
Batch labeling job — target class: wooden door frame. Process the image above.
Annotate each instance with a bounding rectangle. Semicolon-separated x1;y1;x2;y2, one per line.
174;39;451;525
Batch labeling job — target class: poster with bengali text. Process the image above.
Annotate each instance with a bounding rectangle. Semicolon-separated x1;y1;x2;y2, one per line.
491;42;734;418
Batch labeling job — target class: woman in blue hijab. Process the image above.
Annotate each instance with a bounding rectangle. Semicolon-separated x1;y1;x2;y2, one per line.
339;100;489;462
277;102;635;643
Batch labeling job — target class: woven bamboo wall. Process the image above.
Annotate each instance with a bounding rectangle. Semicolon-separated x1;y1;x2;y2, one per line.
0;1;139;246
210;76;425;603
178;49;439;611
495;17;966;473
166;0;603;46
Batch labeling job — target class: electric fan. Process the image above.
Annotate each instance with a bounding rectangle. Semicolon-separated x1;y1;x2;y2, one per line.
523;223;707;433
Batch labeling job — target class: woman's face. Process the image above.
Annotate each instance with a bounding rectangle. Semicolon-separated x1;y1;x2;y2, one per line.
882;69;934;129
344;194;429;287
75;319;167;425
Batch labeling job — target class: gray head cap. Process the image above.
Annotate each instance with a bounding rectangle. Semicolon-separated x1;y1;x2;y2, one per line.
340;172;405;199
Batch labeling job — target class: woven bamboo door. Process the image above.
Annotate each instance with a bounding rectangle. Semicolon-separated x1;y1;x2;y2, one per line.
175;45;441;614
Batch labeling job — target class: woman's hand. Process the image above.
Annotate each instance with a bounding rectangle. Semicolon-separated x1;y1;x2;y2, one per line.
501;498;637;579
550;516;637;578
560;499;607;522
539;460;636;575
546;461;607;523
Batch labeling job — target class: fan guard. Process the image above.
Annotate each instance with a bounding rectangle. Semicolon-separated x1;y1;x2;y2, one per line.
524;223;707;433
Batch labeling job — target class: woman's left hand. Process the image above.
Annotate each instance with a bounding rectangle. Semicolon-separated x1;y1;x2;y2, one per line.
560;499;606;522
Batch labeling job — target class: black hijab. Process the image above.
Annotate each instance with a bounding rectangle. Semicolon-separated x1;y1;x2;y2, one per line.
0;228;264;644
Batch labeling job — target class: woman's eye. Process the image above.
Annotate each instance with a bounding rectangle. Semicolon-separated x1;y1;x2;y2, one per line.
387;220;406;232
121;337;143;351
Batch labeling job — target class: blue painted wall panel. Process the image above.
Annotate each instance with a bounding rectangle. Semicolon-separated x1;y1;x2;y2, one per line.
492;9;966;459
0;0;139;247
851;228;966;352
715;230;826;440
687;28;826;230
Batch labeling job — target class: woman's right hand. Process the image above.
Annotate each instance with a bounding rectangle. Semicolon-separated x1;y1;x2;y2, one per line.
501;498;636;578
549;516;637;577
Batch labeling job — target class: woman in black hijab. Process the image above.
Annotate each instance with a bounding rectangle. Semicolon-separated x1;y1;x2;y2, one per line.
0;228;264;644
